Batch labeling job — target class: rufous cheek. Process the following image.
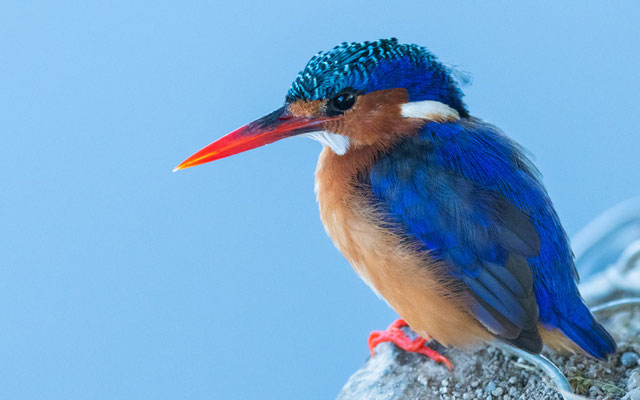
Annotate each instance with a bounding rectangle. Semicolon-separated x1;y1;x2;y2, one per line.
327;88;422;146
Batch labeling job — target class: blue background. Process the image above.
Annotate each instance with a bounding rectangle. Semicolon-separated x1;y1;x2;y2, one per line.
1;2;639;399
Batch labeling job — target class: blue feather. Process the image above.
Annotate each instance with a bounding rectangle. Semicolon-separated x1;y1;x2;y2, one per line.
368;117;616;357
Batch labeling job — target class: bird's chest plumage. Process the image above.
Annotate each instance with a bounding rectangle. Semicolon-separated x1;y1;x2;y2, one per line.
314;147;389;295
314;146;488;347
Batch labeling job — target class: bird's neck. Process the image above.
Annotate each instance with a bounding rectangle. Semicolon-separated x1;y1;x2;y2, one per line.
314;142;383;233
314;117;428;203
315;142;384;200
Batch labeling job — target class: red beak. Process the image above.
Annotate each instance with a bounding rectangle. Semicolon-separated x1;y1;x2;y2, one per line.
174;107;334;171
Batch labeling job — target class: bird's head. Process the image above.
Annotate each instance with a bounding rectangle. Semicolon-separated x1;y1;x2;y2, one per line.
174;38;468;170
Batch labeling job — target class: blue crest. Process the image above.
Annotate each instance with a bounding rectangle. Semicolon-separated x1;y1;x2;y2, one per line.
286;38;468;116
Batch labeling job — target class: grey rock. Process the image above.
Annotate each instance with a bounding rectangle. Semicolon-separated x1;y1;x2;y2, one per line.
623;388;640;400
628;369;640;391
590;385;604;397
338;307;640;400
622;352;640;368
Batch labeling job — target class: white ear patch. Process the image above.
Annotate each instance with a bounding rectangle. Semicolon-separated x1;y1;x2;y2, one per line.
302;131;351;155
401;100;460;122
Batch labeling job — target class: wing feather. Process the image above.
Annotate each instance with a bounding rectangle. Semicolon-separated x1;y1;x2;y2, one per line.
369;122;543;351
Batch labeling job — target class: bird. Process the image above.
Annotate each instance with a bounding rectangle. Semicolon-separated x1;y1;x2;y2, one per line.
174;38;616;368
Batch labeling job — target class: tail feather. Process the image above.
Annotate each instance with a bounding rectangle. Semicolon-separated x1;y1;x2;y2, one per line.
556;303;616;360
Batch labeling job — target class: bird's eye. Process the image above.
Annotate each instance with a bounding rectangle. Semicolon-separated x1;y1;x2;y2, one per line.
329;90;357;113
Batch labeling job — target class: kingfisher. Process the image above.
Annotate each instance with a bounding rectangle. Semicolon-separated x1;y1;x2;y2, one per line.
174;38;616;368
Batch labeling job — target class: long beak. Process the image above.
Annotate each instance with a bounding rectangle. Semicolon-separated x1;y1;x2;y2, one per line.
174;107;334;171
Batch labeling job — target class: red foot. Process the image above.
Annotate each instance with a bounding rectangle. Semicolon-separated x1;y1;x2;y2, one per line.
368;319;453;370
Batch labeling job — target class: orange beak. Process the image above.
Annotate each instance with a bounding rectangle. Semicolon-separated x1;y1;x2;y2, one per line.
174;107;335;171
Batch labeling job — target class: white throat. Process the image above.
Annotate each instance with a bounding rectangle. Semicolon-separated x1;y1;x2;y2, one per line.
400;100;460;122
302;131;350;155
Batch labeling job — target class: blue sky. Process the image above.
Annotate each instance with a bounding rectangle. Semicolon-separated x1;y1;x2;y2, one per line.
1;1;639;399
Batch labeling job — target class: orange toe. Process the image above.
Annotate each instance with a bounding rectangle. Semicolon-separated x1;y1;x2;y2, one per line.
368;318;453;370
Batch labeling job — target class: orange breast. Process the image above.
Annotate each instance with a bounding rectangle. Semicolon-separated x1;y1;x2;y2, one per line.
314;146;491;348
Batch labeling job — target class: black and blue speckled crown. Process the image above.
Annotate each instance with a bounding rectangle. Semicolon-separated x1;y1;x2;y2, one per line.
285;38;467;115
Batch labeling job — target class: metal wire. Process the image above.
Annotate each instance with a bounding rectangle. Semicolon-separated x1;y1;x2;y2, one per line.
495;342;573;397
591;297;640;315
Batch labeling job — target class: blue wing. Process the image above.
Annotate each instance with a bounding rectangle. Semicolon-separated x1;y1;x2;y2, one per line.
368;118;615;357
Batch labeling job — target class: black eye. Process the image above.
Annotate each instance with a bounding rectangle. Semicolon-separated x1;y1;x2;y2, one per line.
329;90;357;113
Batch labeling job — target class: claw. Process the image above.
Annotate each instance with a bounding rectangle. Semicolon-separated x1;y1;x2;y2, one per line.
368;319;453;370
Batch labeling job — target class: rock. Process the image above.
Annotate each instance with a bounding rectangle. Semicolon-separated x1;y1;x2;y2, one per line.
623;388;640;400
590;385;604;397
622;352;640;368
628;369;640;391
338;307;640;400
